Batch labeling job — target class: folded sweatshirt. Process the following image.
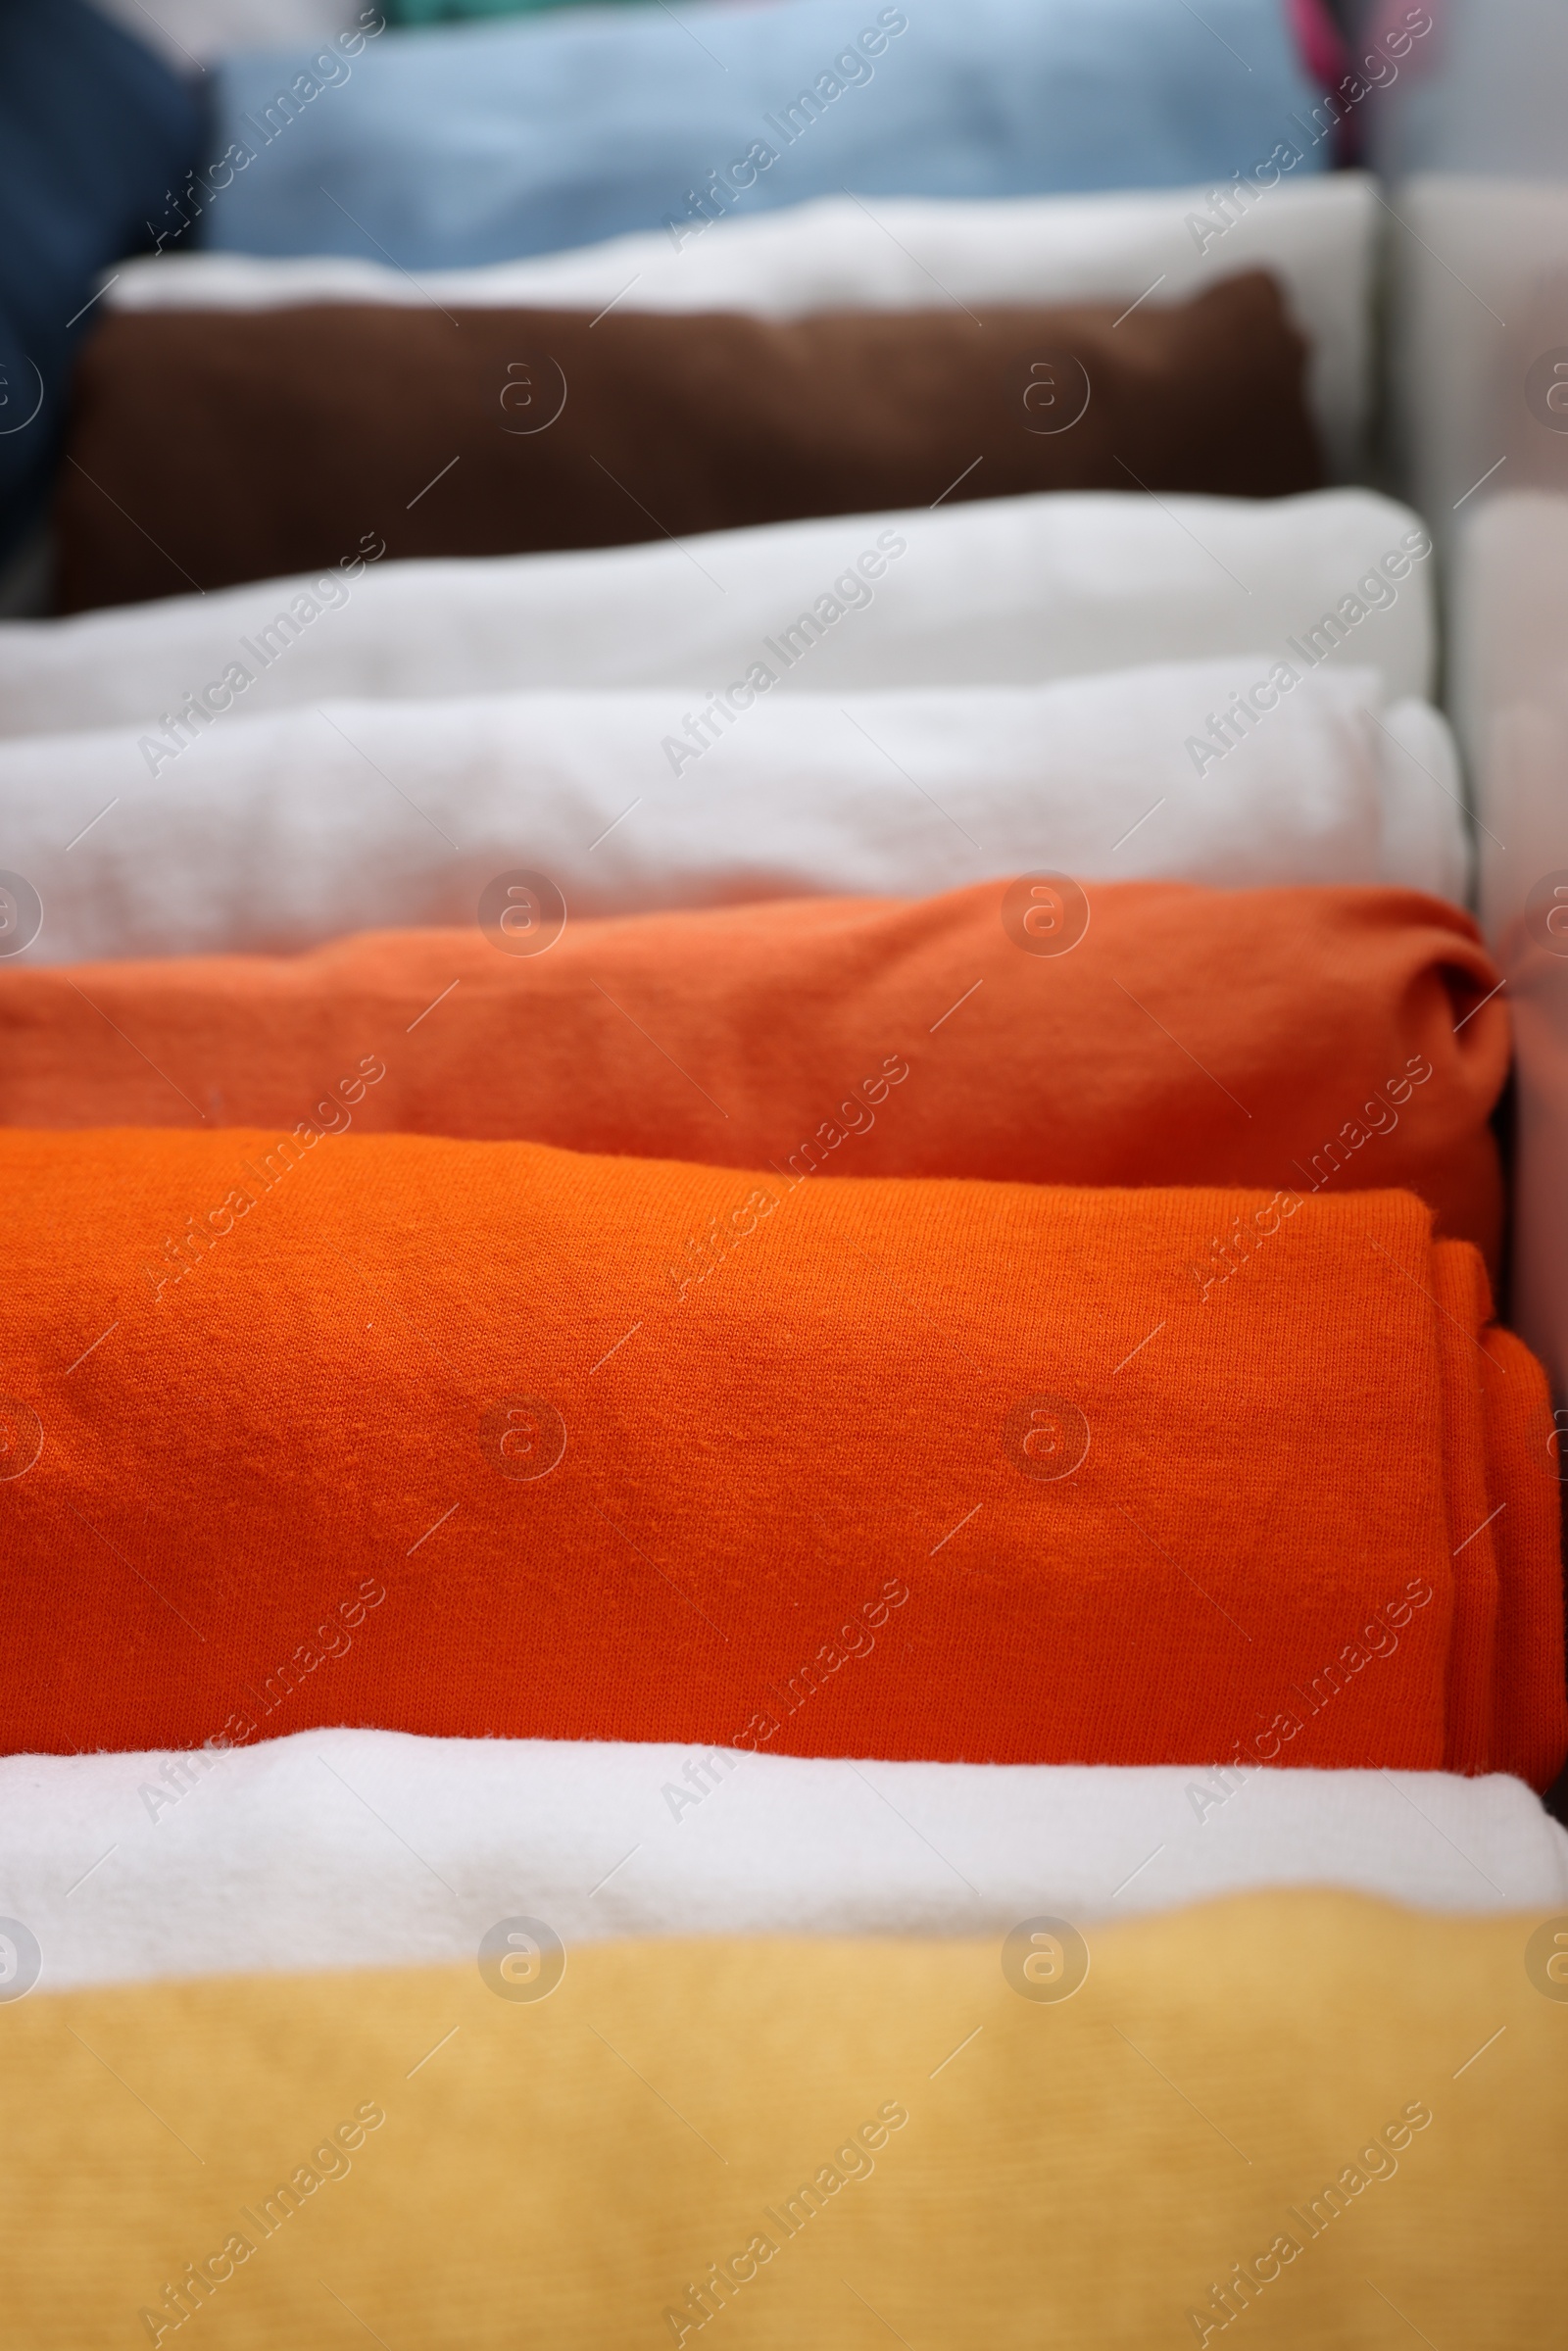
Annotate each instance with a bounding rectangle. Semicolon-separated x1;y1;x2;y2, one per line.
1;1141;1561;1783
0;487;1437;739
2;1895;1562;2349
0;663;1467;965
110;173;1375;475
203;0;1327;267
6;1731;1563;1991
0;885;1507;1265
57;273;1322;609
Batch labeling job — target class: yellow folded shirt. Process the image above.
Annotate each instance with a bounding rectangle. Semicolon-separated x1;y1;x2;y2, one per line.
3;1890;1562;2348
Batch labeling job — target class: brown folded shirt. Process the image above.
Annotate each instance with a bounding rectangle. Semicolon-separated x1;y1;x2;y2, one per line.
55;271;1322;609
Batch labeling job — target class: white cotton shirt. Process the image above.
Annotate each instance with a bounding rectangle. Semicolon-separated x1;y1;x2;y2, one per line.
0;660;1467;963
2;1730;1560;1990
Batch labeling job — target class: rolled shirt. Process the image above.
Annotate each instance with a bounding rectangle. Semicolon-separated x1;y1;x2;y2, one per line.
0;882;1508;1267
199;0;1330;267
109;172;1376;476
0;487;1438;739
1;1895;1562;2349
5;1731;1564;1991
0;662;1468;965
0;1140;1560;1784
55;274;1322;609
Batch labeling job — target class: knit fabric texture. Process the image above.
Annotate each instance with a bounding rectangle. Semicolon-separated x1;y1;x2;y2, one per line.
0;1138;1560;1781
0;664;1467;966
0;884;1507;1262
2;1894;1562;2347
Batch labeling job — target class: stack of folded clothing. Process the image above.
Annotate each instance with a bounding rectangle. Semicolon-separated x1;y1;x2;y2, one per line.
1;3;1562;2344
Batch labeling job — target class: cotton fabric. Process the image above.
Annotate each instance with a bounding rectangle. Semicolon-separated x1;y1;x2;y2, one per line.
8;1733;1564;1991
0;665;1466;965
0;885;1508;1265
0;488;1437;739
204;0;1327;268
1;1896;1563;2348
0;1141;1560;1782
109;174;1376;478
57;275;1322;609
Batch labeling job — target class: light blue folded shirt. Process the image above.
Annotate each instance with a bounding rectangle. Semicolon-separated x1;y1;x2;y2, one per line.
203;0;1326;269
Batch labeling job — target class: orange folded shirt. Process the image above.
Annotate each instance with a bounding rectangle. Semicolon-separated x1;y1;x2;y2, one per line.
0;884;1508;1261
1;1134;1560;1785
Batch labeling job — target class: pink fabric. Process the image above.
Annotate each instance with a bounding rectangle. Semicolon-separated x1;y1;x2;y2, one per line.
1287;0;1356;163
1288;0;1348;92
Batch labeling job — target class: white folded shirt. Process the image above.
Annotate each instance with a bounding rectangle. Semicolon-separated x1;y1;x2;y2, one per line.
0;488;1436;741
4;1729;1562;1991
107;175;1376;479
0;661;1467;962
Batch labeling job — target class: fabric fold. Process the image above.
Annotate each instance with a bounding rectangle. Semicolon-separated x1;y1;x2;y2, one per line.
0;488;1436;739
5;1734;1564;1990
0;664;1468;965
56;275;1322;609
0;1140;1560;1782
0;1895;1562;2348
202;0;1327;266
108;173;1376;475
0;884;1508;1263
